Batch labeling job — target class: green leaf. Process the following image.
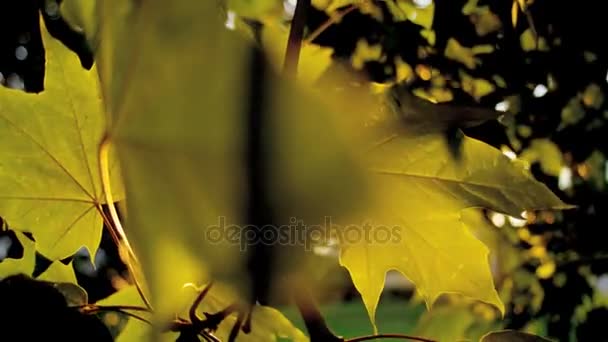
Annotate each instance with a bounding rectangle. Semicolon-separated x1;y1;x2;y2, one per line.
0;28;121;260
339;131;570;330
481;330;553;342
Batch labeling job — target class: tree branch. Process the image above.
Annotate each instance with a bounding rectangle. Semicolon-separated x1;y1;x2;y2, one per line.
283;0;311;76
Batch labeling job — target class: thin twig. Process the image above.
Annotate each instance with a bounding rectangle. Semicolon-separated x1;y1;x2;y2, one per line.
347;333;438;342
228;309;245;342
81;304;151;312
305;5;357;44
81;304;153;325
190;282;214;323
98;134;152;309
294;283;343;342
113;310;153;325
203;303;240;331
283;0;312;76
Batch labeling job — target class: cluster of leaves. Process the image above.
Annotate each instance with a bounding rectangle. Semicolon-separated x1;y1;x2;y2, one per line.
0;0;586;341
275;0;608;340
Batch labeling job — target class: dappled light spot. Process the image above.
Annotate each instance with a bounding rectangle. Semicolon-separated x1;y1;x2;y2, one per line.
558;166;573;190
508;215;526;227
413;0;432;9
489;212;506;227
495;100;509;112
501;146;517;160
0;235;12;260
225;11;236;30
6;73;24;90
44;0;60;19
284;0;297;18
533;84;548;98
597;274;608;295
15;45;28;61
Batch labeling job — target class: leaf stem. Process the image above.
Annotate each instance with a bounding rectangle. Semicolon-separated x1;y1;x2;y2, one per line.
346;334;437;342
283;0;311;76
81;304;152;325
98;134;152;310
81;304;151;312
305;5;357;44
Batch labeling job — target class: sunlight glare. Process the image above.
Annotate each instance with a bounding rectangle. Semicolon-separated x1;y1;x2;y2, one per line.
225;11;236;30
413;0;433;8
533;84;548;98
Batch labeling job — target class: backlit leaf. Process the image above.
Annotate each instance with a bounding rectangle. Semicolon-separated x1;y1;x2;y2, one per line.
0;27;121;260
445;38;478;69
339;129;569;329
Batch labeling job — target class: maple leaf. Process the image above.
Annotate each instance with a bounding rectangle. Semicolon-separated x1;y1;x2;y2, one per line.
0;27;121;260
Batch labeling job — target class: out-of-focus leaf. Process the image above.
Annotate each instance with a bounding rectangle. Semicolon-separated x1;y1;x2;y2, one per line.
394;57;414;83
97;0;366;318
313;0;357;13
560;97;586;129
582;83;604;109
445;38;478;69
520;29;548;51
227;0;282;18
470;7;502;36
460;72;496;100
351;39;383;69
386;85;499;132
472;45;495;54
481;330;553;342
511;0;518;28
262;24;334;85
413;305;477;342
60;0;97;40
535;261;555;279
519;139;564;177
582;150;606;190
387;0;434;28
0;27;121;260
